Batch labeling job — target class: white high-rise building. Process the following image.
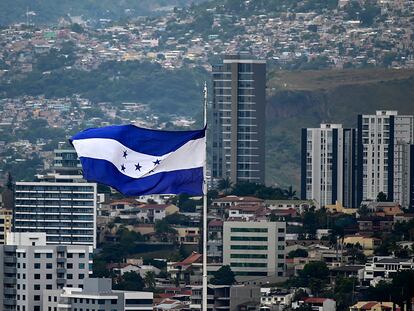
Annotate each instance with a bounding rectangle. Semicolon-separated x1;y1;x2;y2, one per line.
0;232;93;311
301;124;357;207
357;111;414;207
222;220;286;283
13;143;97;247
14;178;97;248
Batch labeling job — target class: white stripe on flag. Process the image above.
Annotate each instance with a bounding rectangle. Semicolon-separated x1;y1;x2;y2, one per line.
72;137;205;178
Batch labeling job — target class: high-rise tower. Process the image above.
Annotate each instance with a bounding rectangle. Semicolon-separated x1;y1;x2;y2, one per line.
211;55;266;184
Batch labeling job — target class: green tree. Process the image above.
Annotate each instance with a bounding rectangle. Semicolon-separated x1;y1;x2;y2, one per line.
114;272;145;291
210;265;236;285
377;192;388;202
155;219;177;242
70;23;84;33
299;261;329;296
217;177;233;193
144;271;156;290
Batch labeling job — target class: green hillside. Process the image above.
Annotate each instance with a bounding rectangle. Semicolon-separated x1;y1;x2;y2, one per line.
0;0;205;25
266;68;414;191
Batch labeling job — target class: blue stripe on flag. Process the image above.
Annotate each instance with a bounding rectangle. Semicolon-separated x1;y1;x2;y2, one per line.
79;157;203;196
71;125;205;156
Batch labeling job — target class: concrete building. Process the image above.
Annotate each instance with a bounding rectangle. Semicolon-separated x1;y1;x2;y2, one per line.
13;143;97;247
190;284;260;311
14;178;97;248
211;54;266;184
43;278;153;311
301;124;357;208
363;256;414;286
52;142;83;176
223;220;286;283
0;232;93;311
0;209;12;244
207;219;223;263
357;111;414;207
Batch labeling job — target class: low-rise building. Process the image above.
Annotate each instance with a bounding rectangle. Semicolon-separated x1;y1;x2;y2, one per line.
363;256;414;285
293;298;336;311
190;284;261;311
343;235;381;256
43;278;153;311
349;301;398;311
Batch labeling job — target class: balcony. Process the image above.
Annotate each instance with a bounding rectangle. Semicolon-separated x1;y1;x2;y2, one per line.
3;299;16;306
4;266;17;274
57;258;67;263
3;277;16;285
3;256;16;264
4;288;16;295
57;278;67;285
56;268;66;274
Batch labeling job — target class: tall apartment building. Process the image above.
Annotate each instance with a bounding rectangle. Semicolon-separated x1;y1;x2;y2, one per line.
357;111;414;207
301;124;357;208
0;209;12;244
0;232;93;311
13;178;97;248
43;278;153;311
222;220;286;283
211;55;266;184
13;144;97;248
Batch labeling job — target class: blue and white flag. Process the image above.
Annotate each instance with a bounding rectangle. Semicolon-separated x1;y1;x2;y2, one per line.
70;125;205;196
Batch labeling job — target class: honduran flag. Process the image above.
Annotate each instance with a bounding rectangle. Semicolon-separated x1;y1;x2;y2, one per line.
70;125;205;196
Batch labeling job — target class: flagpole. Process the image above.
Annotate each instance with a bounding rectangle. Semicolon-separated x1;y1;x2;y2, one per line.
202;81;208;311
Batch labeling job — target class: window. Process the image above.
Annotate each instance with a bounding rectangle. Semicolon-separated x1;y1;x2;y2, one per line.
46;274;52;279
67;263;73;269
79;274;85;279
46;263;53;269
46;253;53;258
34;284;40;290
231;236;267;241
67;274;73;279
34;295;40;301
46;284;52;290
79;263;85;269
34;274;40;279
67;253;73;258
231;245;267;250
79;253;85;259
231;262;267;268
34;253;41;259
230;254;267;259
231;228;268;233
125;299;153;305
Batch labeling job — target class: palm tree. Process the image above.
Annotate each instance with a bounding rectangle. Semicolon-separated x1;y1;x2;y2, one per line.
284;185;297;200
144;271;156;290
217;177;232;193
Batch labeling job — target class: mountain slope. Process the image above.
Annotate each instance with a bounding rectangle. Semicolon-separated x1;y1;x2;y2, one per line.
0;0;206;25
266;68;414;190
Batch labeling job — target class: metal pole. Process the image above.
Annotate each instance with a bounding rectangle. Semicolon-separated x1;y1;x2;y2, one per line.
202;81;208;311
